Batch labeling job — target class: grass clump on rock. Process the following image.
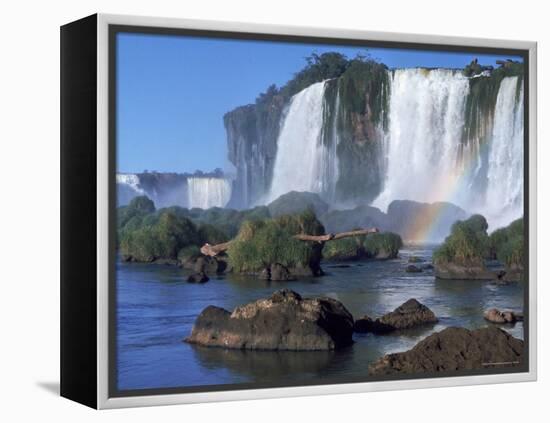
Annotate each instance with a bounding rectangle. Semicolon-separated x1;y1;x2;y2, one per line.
228;209;325;275
489;218;524;271
433;214;490;266
363;232;403;259
323;232;402;261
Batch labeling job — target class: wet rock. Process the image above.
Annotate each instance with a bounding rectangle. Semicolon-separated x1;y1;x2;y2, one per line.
187;272;209;283
435;262;497;280
353;315;394;334
484;308;523;324
421;263;434;270
258;263;296;281
405;264;423;273
194;256;227;274
353;299;437;334
185;289;354;350
408;256;424;263
369;326;523;375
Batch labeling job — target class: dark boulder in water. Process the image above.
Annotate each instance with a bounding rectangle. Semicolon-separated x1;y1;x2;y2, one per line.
187;272;209;283
369;326;523;375
435;262;497;280
353;315;394;334
484;308;523;324
405;264;423;273
354;299;437;334
185;289;354;350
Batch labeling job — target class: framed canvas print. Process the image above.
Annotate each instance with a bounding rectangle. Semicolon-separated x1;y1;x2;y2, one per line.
60;14;537;409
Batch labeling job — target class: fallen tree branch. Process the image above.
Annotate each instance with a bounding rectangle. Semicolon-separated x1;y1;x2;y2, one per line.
294;228;379;243
200;241;233;257
200;228;379;257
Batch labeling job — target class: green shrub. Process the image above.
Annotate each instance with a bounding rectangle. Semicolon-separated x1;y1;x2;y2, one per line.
228;210;324;273
489;218;524;268
433;214;490;265
363;232;403;259
117;195;156;230
119;209;201;262
198;224;230;245
177;245;201;263
323;236;365;261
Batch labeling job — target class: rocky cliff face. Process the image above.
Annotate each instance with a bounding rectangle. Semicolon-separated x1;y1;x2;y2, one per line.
224;91;285;208
224;58;389;209
224;56;524;233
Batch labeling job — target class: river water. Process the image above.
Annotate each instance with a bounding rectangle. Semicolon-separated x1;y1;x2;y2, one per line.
116;245;524;391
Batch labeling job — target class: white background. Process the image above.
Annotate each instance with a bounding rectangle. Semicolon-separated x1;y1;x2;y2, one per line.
0;0;547;421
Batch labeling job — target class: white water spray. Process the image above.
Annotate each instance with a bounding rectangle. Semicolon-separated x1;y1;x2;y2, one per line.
268;81;338;202
187;177;232;209
484;76;524;228
373;69;471;209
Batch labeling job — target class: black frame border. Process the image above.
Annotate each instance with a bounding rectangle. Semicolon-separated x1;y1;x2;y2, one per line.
107;23;531;399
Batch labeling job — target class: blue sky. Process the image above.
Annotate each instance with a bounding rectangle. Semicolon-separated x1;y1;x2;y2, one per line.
116;32;521;174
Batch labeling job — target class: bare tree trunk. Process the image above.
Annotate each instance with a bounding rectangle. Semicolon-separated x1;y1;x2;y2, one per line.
294;228;379;243
200;228;379;257
200;241;233;257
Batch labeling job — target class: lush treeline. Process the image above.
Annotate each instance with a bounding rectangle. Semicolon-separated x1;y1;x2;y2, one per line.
118;196;403;271
118;196;267;263
433;214;524;270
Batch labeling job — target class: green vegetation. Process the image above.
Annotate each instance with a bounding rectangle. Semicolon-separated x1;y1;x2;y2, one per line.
323;232;403;261
228;210;325;273
462;60;524;143
323;236;366;261
489;218;524;269
279;52;350;99
119;207;202;262
433;214;490;266
338;59;389;129
118;196;242;262
363;232;403;258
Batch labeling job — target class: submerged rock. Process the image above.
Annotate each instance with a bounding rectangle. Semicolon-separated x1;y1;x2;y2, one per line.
434;262;497;280
484;308;523;324
354;299;437;334
405;264;423;273
185;289;354;350
369;326;524;375
259;263;295;281
353;315;394;334
187;272;209;283
408;256;424;263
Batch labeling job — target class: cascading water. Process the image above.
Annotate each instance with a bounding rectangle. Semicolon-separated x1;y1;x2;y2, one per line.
187;177;232;209
116;173;145;195
373;69;471;209
267;81;338;202
484;76;524;228
373;69;524;231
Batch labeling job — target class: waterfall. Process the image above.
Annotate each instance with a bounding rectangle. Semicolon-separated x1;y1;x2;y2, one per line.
187;177;232;209
372;69;524;231
116;173;145;206
484;77;524;228
268;81;335;202
116;173;144;195
374;69;471;210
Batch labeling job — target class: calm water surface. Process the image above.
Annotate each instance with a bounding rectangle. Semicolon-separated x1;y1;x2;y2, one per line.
116;245;524;391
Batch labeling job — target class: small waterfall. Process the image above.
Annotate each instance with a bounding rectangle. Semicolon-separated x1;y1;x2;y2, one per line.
187;177;232;209
483;77;524;228
374;69;471;210
268;81;332;202
116;173;144;194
